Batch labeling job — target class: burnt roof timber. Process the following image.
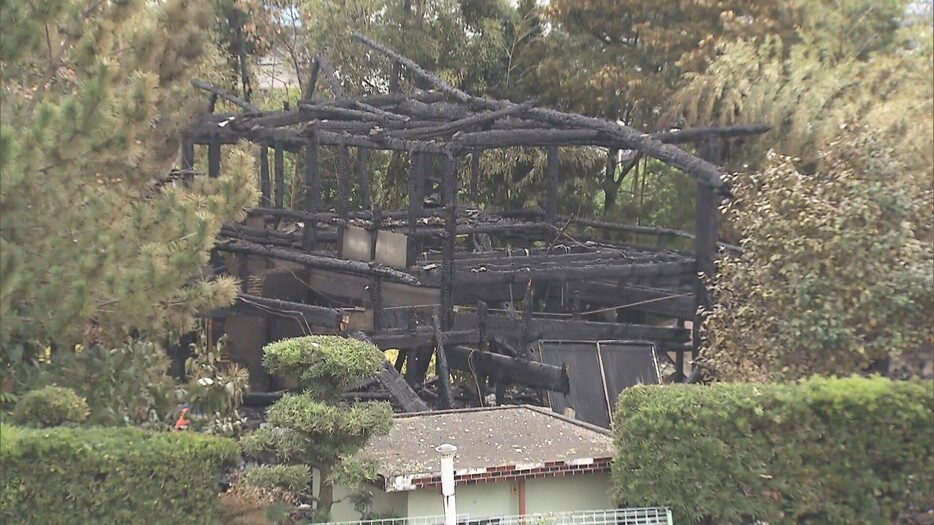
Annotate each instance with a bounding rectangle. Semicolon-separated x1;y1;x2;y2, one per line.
350;32;730;191
418;260;696;287
215;239;421;285
191;115;767;156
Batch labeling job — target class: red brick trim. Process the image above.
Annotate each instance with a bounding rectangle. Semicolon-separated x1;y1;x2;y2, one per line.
400;457;612;491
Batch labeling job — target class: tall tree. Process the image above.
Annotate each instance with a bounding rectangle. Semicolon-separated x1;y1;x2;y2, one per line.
702;128;933;381
0;1;258;352
665;2;930;173
540;0;801;125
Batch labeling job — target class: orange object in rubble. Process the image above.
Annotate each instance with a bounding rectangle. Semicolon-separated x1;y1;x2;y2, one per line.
174;407;190;430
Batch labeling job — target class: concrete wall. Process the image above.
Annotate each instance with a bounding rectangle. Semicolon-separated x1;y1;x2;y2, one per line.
327;472;613;521
524;473;614;513
407;481;517;519
329;483;407;522
407;473;613;520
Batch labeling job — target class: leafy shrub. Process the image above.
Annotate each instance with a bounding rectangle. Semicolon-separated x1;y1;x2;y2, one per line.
184;332;249;437
34;340;181;428
704;129;933;381
243;464;311;493
11;386;88;427
0;425;239;525
612;376;934;524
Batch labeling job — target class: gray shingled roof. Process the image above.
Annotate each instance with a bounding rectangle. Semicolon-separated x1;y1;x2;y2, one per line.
359;405;614;479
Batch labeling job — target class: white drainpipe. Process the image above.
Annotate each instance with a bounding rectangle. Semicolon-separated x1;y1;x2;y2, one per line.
436;444;458;525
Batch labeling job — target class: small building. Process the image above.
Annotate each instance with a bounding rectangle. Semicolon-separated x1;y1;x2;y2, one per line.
329;405;639;523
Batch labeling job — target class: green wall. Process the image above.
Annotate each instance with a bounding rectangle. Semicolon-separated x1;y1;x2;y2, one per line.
327;472;614;521
408;481;517;519
525;473;614;513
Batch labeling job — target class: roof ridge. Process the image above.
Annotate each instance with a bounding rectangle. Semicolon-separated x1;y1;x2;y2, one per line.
520;404;612;436
390;404;612;436
391;404;522;419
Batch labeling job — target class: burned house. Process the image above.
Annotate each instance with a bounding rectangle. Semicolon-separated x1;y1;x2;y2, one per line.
183;34;767;425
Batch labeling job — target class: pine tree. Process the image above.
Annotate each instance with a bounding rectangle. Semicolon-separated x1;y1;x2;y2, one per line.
241;336;392;521
0;1;259;352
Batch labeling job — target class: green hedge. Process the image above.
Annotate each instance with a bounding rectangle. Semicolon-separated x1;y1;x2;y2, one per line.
0;425;239;525
612;376;934;524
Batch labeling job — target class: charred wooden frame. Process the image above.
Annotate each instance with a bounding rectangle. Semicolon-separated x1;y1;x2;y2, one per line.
186;35;768;407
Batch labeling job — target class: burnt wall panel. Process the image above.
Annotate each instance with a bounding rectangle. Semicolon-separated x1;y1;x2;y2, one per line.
538;340;660;429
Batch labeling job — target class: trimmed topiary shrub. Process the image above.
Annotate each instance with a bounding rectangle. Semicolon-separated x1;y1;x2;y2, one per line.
0;425;239;525
11;386;88;427
612;376;934;525
262;335;385;401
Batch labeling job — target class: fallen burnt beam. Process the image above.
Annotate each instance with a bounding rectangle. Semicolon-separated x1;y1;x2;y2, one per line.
191;79;259;112
447;345;569;393
232;294;342;329
651;124;770;144
376;360;430;412
215;239;420;285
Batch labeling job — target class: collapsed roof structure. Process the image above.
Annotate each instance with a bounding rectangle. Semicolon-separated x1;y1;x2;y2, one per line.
186;34;768;420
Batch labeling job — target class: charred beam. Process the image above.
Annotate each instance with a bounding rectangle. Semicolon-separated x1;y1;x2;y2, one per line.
350;33;725;191
377;360;430;412
454;312;690;343
232;294;341;329
447;345;569;393
191;79;259;113
432;310;454;409
357;148;372;210
369;328;480;349
215;239;421;285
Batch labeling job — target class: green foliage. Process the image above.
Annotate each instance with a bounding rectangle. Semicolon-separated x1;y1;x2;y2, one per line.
666;11;932;174
11;386;88;428
243;335;393;521
612;377;934;524
185;331;250;437
263;335;385;401
33;340;181;428
0;424;239;525
703;127;933;381
0;0;259;352
264;394;393;463
243;464;311;493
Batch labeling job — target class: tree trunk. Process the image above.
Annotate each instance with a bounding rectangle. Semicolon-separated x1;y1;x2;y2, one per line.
316;465;334;522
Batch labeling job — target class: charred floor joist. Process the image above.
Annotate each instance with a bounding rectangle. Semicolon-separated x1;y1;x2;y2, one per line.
188;35;767;412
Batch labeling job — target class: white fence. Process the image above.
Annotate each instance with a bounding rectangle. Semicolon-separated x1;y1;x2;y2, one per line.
328;508;673;525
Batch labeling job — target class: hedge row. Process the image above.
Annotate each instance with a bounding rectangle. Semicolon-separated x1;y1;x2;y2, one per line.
0;425;239;525
612;376;934;524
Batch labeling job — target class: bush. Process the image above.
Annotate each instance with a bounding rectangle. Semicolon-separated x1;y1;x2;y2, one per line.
0;425;239;525
11;386;88;427
34;340;181;428
243;464;311;493
262;336;384;401
612;376;934;524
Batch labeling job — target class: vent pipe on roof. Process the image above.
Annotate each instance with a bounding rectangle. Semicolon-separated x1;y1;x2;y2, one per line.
436;444;457;525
